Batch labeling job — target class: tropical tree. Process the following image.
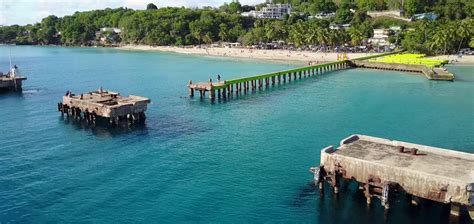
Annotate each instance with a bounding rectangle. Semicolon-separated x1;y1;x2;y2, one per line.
147;3;158;10
456;19;473;53
348;26;365;46
218;23;228;42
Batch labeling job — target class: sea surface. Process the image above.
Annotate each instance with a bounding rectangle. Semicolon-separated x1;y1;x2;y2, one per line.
0;46;473;223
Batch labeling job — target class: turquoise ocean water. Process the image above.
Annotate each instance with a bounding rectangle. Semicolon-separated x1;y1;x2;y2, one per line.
0;46;473;223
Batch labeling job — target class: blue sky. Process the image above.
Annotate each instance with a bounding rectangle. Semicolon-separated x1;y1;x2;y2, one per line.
0;0;263;25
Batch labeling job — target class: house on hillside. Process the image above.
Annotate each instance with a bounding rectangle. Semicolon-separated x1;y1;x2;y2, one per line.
411;12;438;21
368;29;394;46
329;24;351;30
95;27;122;44
241;3;291;19
367;10;405;18
308;12;336;19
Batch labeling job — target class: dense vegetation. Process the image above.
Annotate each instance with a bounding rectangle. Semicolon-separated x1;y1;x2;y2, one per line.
0;0;473;55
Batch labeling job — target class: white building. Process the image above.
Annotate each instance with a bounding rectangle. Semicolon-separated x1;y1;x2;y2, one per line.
329;24;351;30
369;29;393;46
241;3;291;19
100;27;122;34
309;12;336;19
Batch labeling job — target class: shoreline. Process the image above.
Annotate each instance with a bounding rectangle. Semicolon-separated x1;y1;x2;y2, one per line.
3;44;474;65
116;45;378;64
115;45;474;65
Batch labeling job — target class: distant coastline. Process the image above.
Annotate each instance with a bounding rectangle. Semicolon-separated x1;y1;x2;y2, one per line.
2;44;473;65
116;45;378;64
115;45;474;65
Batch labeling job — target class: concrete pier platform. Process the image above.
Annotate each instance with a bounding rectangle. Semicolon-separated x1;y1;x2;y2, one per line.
58;90;151;125
0;75;27;92
351;61;454;81
311;134;474;221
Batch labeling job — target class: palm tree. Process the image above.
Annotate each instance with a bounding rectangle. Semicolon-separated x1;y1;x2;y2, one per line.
218;24;228;42
265;23;276;43
203;32;213;45
192;28;203;46
456;19;472;54
348;27;364;46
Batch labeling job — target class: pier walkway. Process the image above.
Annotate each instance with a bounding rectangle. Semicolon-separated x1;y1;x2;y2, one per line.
188;51;454;101
311;134;474;221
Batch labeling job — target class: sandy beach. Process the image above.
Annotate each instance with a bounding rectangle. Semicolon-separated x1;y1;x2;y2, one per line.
117;45;474;65
117;45;377;64
428;55;474;64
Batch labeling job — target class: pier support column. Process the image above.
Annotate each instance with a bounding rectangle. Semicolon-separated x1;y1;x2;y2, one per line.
331;172;339;194
271;77;275;85
258;79;262;88
209;90;215;101
265;78;269;87
450;204;461;217
467;206;474;222
293;72;296;80
381;184;390;210
410;195;420;206
188;80;194;97
365;183;372;205
222;88;227;99
298;71;302;79
217;89;221;99
283;74;286;83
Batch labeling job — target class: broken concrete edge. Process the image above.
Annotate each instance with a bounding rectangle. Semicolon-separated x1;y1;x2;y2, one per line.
321;135;474;205
340;134;474;161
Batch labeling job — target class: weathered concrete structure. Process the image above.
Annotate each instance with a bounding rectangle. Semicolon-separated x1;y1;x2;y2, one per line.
0;75;27;92
350;60;454;81
311;134;474;221
58;89;150;125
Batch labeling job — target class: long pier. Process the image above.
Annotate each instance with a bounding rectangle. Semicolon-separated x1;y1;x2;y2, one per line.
311;134;474;221
188;51;454;101
189;60;350;100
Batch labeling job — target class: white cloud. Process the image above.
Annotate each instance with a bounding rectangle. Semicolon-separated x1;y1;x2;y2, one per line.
0;0;264;25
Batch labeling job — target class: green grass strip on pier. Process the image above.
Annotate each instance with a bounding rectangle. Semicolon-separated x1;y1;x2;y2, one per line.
211;51;401;90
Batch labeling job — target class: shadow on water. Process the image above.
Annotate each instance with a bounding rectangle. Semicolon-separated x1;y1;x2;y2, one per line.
292;181;319;208
0;90;23;98
58;113;208;141
295;179;473;224
0;88;41;99
58;116;149;138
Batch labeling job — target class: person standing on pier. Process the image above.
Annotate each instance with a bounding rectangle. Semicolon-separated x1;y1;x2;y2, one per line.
217;74;221;83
